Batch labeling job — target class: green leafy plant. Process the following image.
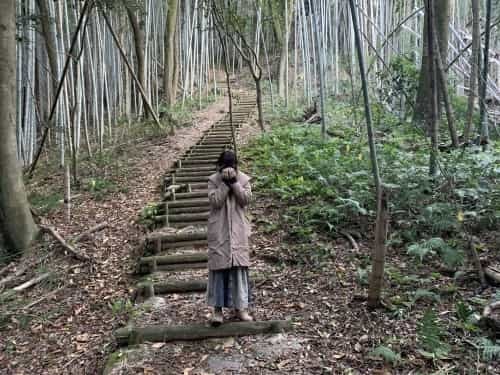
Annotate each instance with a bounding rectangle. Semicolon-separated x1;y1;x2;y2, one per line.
417;310;450;360
370;345;401;365
475;338;500;361
455;301;479;332
407;238;463;268
109;298;133;317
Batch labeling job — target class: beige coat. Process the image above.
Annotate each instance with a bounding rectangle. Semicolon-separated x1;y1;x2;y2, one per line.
207;171;252;270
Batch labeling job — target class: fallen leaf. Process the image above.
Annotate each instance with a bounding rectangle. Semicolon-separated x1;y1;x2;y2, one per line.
76;333;89;342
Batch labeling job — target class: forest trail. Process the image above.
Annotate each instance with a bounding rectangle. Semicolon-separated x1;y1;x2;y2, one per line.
104;92;299;374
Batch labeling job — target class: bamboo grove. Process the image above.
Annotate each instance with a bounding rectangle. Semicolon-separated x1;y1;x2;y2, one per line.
14;0;500;170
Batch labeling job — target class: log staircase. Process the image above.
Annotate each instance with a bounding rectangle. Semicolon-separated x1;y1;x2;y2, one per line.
113;93;292;348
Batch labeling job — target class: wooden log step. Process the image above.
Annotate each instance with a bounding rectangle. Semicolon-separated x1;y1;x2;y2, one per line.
156;262;207;272
146;230;207;246
182;153;220;160
115;320;293;346
158;202;209;213
200;139;232;144
165;212;209;223
156;206;208;216
135;280;207;299
172;170;212;177
197;139;233;145
138;261;207;274
165;176;208;184
186;147;226;154
169;166;215;173
164;183;206;193
180;160;217;166
139;252;208;268
166;221;207;228
184;154;220;160
164;190;208;200
160;198;209;208
189;144;230;149
158;240;207;251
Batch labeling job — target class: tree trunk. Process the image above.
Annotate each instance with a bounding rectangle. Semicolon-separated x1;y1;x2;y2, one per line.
433;28;458;147
426;0;439;177
414;0;450;124
348;0;385;308
479;0;492;146
271;0;294;99
35;0;58;95
464;0;480;144
125;5;148;116
255;78;265;132
0;0;38;252
164;0;179;106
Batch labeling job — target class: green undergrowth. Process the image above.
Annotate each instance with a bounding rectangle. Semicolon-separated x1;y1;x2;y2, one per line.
244;101;499;265
243;99;500;369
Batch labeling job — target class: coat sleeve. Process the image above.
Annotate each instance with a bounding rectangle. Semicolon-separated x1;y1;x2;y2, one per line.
231;180;252;208
208;179;230;209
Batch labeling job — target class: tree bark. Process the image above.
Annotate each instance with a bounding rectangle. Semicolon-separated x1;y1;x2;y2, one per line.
479;0;492;146
464;0;480;144
125;5;148;116
414;0;450;124
348;0;385;308
164;0;179;105
270;0;294;99
0;0;39;252
433;28;458;147
35;0;58;95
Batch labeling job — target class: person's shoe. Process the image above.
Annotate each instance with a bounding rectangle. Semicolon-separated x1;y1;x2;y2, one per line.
210;307;223;326
235;309;253;322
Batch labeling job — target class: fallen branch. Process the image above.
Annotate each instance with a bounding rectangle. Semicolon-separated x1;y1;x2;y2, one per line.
340;230;359;252
13;272;52;292
71;222;109;243
305;113;321;124
115;320;293;346
0;265;29;289
40;224;93;262
22;287;64;310
485;266;500;285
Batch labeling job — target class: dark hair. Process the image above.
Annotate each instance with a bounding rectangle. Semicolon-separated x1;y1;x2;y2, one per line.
217;150;238;170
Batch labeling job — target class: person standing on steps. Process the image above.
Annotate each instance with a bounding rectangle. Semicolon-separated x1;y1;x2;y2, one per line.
207;150;253;325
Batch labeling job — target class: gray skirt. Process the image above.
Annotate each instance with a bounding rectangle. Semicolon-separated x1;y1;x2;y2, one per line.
207;267;251;309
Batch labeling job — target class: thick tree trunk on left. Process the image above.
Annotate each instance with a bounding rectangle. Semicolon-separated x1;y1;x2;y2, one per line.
0;0;38;252
164;0;179;105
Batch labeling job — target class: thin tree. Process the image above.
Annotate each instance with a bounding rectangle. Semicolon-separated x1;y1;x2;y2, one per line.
463;0;480;144
348;0;387;309
479;0;492;147
0;0;39;252
426;0;439;177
